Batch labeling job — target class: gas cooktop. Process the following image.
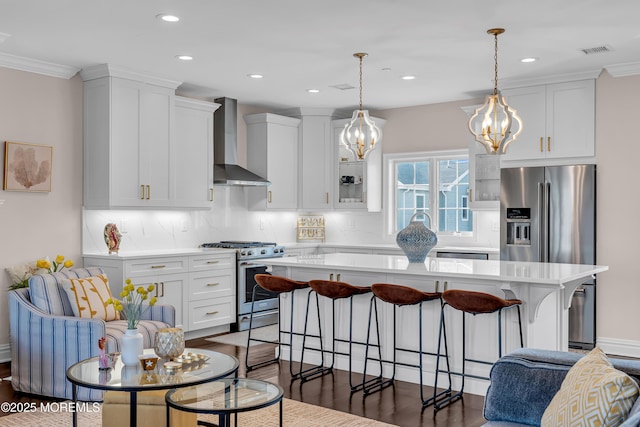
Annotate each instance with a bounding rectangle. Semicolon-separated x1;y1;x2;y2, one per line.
200;241;285;259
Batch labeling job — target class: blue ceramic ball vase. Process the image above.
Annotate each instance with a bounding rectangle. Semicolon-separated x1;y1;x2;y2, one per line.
396;212;437;263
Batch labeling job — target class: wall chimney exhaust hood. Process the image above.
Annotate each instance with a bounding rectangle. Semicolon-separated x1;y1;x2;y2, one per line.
213;97;270;186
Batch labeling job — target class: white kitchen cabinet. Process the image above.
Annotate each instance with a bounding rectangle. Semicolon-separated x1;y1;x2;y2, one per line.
174;97;220;208
245;113;301;210
83;250;236;333
82;255;189;330
297;113;334;210
81;64;180;208
501;80;595;163
332;117;385;212
469;145;501;210
187;252;236;330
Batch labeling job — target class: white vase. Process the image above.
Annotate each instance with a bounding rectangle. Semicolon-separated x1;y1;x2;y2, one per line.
120;328;143;366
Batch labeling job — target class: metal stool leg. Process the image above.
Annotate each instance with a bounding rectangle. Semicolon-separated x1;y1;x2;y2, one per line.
362;295;384;394
298;290;333;382
245;285;280;371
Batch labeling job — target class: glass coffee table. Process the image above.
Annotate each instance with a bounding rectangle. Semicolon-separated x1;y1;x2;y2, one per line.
165;378;284;427
66;348;239;427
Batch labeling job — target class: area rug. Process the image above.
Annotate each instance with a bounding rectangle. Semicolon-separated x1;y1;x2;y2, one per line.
0;398;397;426
205;324;279;347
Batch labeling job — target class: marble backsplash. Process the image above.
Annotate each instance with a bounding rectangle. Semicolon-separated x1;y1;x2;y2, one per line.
82;186;499;254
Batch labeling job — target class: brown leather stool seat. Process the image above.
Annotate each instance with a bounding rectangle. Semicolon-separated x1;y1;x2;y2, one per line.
299;280;373;387
362;283;452;408
442;289;522;314
245;274;313;377
433;289;524;412
372;283;441;306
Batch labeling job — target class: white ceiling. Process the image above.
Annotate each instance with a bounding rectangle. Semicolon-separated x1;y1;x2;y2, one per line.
1;0;639;111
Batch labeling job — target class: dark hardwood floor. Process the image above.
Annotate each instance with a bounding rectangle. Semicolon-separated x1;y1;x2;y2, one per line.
0;338;487;426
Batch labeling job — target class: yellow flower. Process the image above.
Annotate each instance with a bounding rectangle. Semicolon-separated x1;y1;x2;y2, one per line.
149;297;157;306
107;279;158;329
36;255;74;273
146;284;155;292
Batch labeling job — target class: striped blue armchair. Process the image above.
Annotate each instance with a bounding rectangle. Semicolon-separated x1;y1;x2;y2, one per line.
8;267;175;401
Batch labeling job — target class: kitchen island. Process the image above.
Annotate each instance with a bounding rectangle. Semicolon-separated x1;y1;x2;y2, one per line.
262;253;607;395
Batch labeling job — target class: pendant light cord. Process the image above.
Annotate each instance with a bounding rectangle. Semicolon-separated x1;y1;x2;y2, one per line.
493;31;499;96
359;54;364;111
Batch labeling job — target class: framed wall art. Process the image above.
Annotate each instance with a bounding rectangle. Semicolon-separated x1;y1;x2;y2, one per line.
3;141;53;192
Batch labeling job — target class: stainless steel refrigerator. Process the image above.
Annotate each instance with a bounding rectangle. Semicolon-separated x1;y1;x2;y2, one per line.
500;165;596;349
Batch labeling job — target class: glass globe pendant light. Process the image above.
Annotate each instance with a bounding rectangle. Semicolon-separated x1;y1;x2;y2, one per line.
340;53;382;160
468;28;523;154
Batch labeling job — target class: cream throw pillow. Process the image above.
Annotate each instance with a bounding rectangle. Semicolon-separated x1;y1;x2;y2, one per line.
541;346;639;427
62;274;119;321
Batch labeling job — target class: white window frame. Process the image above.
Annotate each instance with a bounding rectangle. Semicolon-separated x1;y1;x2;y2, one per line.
383;149;476;245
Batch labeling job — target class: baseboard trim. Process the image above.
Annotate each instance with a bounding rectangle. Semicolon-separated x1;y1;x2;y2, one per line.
597;337;640;358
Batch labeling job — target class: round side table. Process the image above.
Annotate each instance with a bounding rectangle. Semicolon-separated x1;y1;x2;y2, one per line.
165;378;283;427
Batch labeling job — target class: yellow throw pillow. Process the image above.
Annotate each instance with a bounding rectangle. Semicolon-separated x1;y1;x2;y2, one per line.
62;274;120;321
541;346;639;427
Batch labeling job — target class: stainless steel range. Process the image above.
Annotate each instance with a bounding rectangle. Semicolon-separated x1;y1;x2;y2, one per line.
200;241;285;331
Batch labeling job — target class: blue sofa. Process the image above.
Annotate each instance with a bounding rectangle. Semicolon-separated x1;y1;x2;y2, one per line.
483;348;640;426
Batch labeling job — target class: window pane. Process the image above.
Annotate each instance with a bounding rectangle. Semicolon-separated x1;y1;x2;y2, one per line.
396;161;430;230
437;159;472;233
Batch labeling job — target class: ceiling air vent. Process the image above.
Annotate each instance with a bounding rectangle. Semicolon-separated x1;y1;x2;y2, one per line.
580;45;614;55
330;83;356;91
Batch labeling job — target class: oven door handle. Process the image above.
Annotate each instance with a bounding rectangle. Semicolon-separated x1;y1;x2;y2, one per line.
240;262;272;273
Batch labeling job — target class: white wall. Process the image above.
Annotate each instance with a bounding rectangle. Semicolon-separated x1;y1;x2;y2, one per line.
0;68;83;360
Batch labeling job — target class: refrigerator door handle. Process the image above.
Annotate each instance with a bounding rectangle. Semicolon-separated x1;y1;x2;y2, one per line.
543;182;551;262
538;182;545;262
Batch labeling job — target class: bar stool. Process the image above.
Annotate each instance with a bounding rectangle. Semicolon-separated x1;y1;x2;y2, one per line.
434;289;524;411
362;283;452;408
299;279;376;389
245;274;318;379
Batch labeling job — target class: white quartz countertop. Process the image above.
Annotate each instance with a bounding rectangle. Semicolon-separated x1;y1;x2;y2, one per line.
262;253;608;285
83;248;236;260
283;242;498;254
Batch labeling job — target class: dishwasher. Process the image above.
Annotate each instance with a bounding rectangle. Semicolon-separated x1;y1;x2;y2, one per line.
436;251;489;260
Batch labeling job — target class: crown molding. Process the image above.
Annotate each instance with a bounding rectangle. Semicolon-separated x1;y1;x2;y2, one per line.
605;61;640;77
80;63;182;89
501;69;603;89
0;52;79;79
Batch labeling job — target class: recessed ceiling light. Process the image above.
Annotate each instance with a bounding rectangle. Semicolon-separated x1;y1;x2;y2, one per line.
307;89;320;93
176;55;193;61
156;14;180;22
521;57;537;63
401;75;416;80
248;74;264;79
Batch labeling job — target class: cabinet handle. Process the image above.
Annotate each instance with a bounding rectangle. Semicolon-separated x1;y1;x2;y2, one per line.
539;137;543;152
325;192;329;204
435;280;439;293
329;273;334;281
468;189;473;203
207;283;220;287
140;185;146;200
336;273;341;281
206;311;219;316
154;282;159;298
161;282;165;297
268;191;272;203
206;260;219;264
146;185;151;200
444;281;448;291
151;265;166;269
210;188;214;202
547;136;551;152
